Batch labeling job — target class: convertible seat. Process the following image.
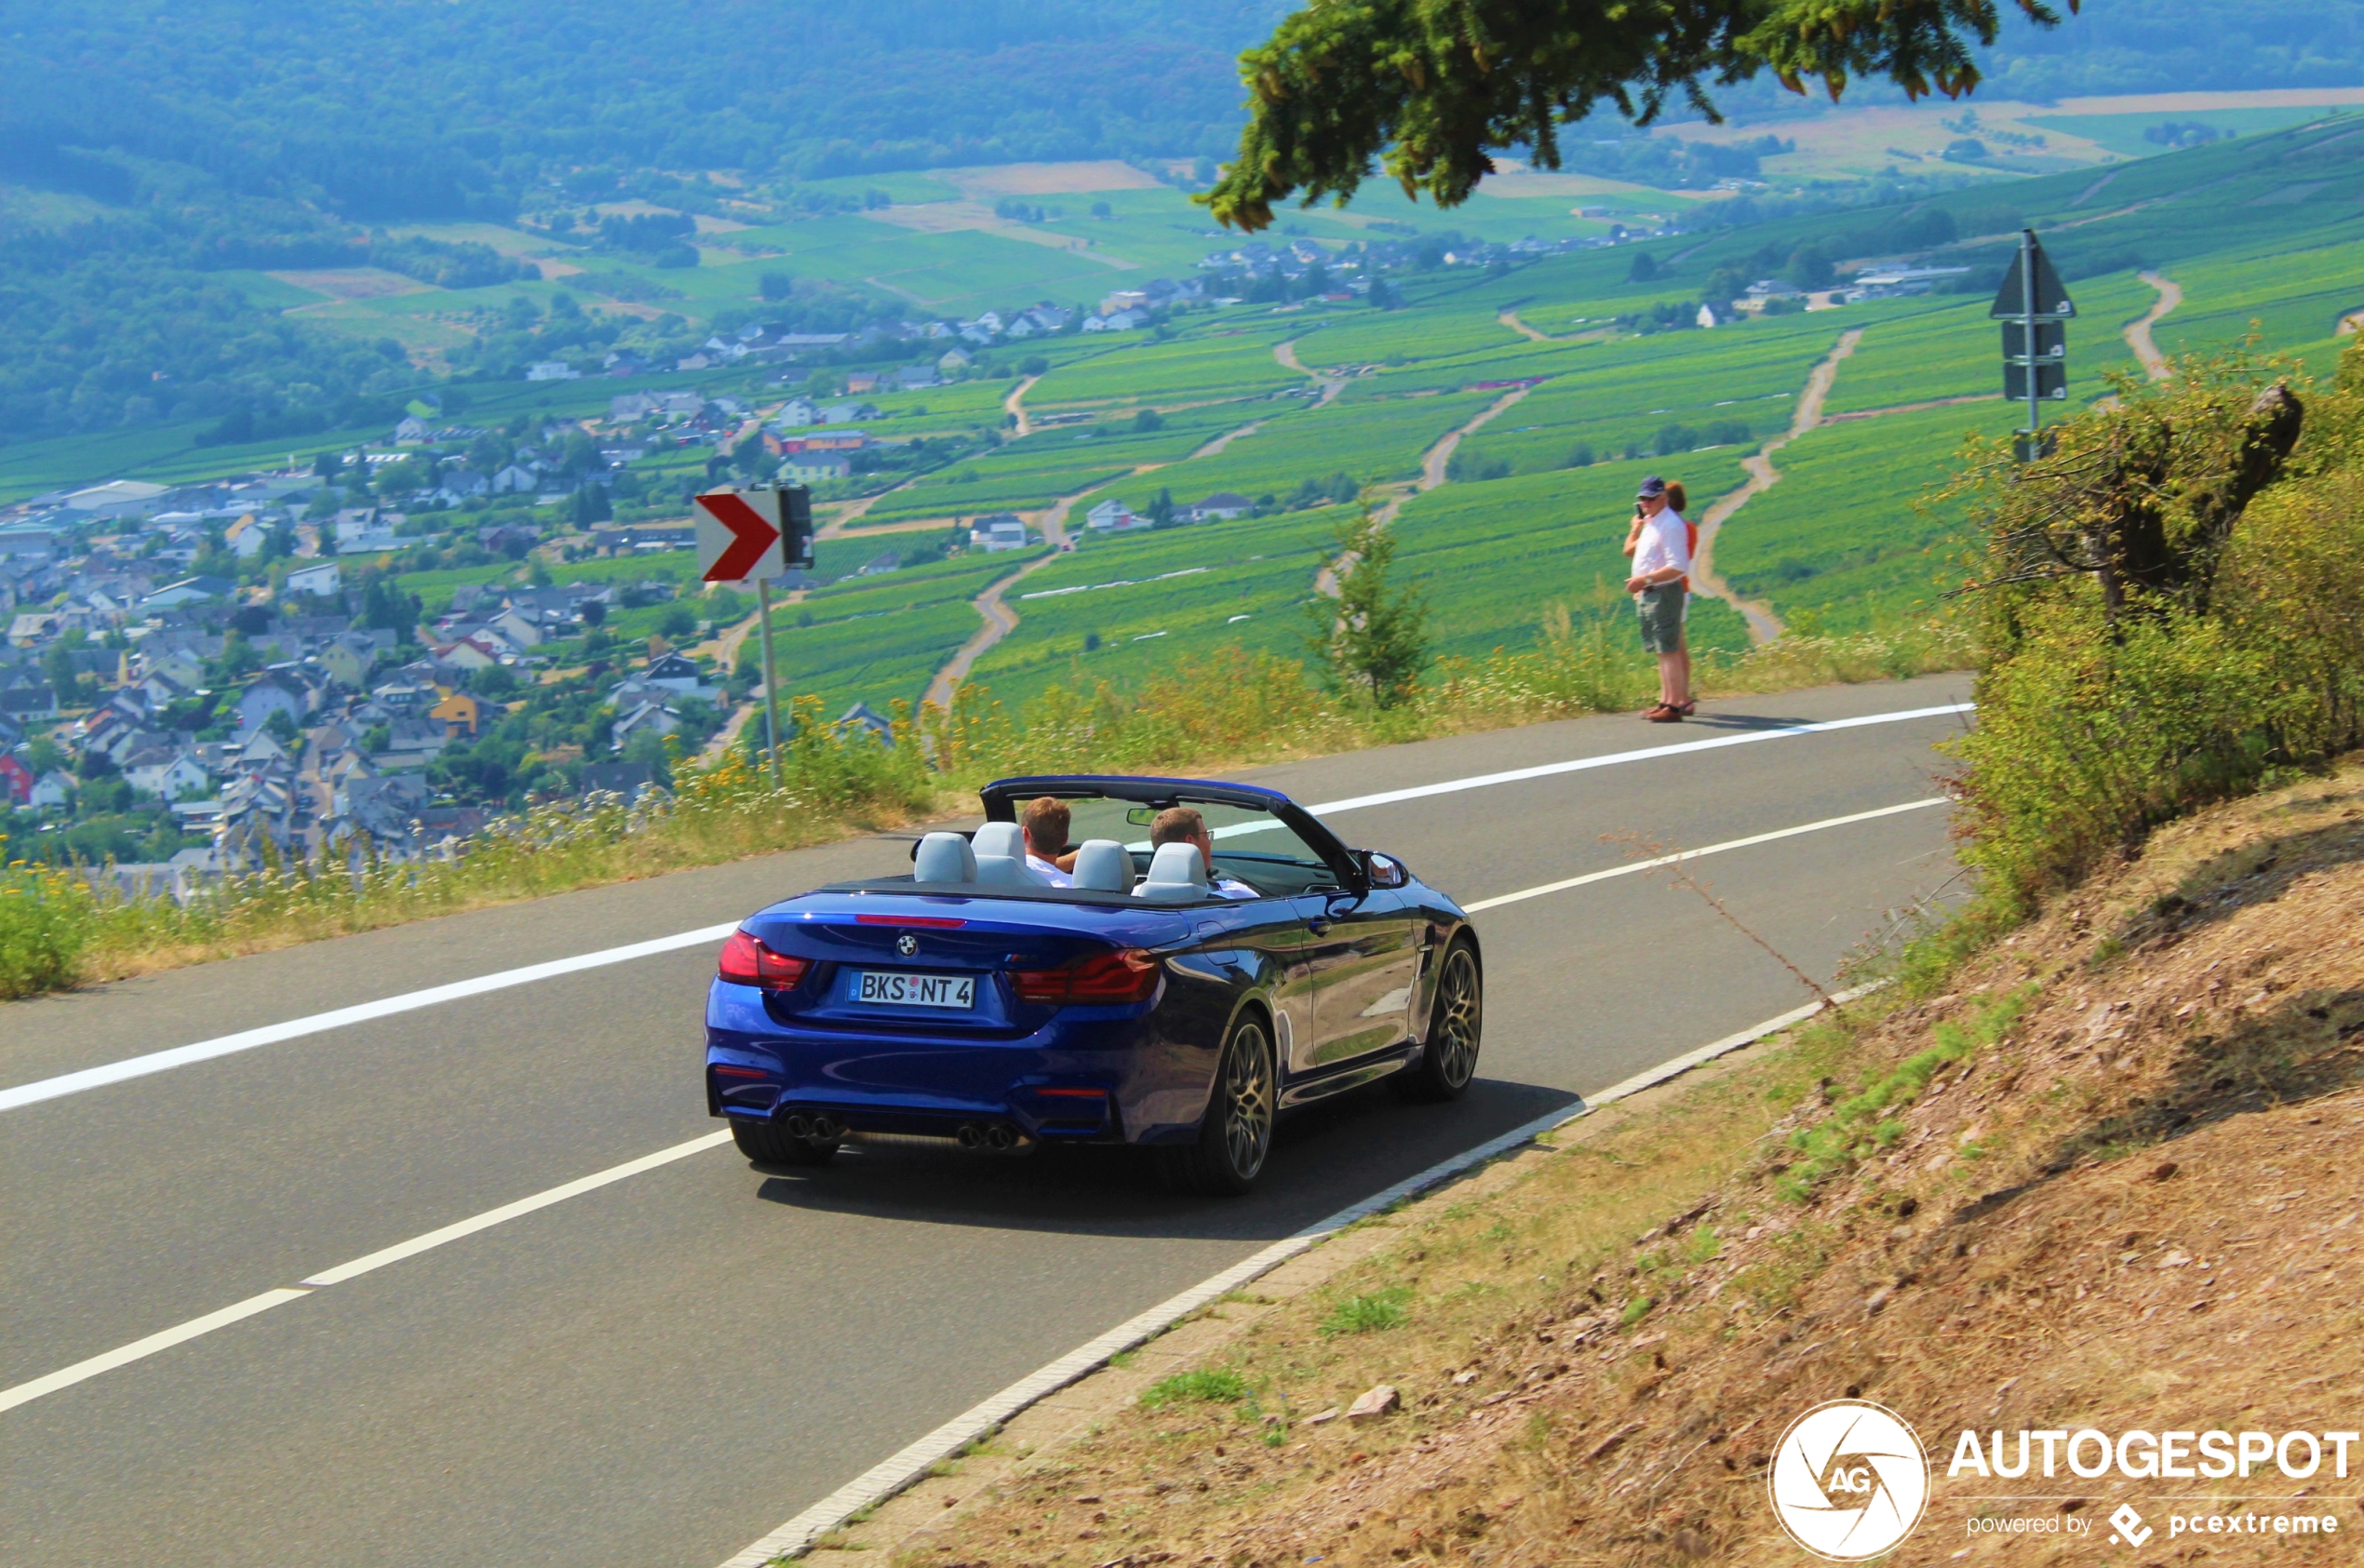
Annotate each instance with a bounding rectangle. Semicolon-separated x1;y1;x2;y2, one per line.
1132;841;1209;903
971;820;1046;887
913;831;977;884
1069;838;1134;893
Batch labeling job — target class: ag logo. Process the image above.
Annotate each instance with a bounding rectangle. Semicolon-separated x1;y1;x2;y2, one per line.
895;932;920;957
1767;1400;1928;1560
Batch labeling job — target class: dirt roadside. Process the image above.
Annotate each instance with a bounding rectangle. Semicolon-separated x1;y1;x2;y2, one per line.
850;758;2364;1567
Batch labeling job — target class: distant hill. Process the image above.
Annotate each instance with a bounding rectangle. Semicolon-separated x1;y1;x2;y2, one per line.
5;0;2360;222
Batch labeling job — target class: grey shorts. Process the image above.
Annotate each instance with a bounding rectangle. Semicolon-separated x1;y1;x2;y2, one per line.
1636;583;1687;653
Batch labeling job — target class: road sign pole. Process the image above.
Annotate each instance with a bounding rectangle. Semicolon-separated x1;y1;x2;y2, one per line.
2020;229;2042;458
756;575;783;790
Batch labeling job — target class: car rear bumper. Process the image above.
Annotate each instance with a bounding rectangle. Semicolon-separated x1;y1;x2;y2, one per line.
705;995;1212;1146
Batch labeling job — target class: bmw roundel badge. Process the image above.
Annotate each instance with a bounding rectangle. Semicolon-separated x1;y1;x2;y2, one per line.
895;932;920;957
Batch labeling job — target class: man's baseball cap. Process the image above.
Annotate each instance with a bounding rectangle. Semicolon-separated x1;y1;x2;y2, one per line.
1636;476;1667;499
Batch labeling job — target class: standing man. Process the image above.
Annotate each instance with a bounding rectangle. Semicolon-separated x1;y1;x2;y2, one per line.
1622;476;1692;722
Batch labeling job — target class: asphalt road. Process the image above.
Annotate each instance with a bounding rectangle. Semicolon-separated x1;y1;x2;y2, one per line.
1;674;1973;1567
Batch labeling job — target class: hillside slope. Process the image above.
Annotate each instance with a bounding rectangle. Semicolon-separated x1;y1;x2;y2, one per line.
893;758;2364;1565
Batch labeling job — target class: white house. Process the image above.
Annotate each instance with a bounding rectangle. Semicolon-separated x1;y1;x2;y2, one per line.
393;415;432;445
334;508;399;555
128;753;212;801
525;361;582;382
1085;500;1144;531
223;513;270;558
1188;492;1254;522
783;453;852;484
969;514;1029;552
30;771;73;809
233;676;308;736
772;398;820;429
286;561;341;597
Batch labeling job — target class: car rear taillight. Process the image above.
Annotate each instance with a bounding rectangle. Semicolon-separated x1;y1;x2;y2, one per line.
718;929;811;991
1011;948;1160;1007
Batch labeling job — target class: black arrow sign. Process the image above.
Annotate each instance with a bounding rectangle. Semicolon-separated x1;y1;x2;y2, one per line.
1991;233;2075;319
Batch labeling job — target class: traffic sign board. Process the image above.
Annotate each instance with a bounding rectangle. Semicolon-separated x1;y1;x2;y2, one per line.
695;489;786;583
2001;320;2065;361
2005;360;2069;400
1990;235;2075;319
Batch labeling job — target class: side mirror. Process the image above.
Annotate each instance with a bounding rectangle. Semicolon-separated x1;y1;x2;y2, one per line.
1361;851;1408;890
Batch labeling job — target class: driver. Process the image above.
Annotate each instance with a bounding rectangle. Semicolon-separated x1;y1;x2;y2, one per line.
1020;797;1076;887
1149;807;1258;899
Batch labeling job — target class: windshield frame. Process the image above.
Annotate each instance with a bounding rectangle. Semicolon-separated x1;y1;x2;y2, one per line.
978;773;1364;891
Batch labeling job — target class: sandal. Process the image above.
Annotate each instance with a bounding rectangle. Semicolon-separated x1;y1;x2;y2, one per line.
1644;703;1684;723
1677;699;1698;717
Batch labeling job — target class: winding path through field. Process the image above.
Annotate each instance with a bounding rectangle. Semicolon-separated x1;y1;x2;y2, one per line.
1315;382;1547;594
2126;271;2182;381
919;495;1081;712
1002;374;1040;436
1687;328;1864;646
1275;339;1348;407
1498;309;1551;343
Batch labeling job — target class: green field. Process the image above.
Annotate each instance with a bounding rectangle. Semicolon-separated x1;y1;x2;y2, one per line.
1390;454;1757;663
1712;402;2022;633
27;115;2364;731
760;549;1042;713
963;513;1343;711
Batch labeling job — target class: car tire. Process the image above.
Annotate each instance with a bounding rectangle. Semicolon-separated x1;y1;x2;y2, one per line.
1393;938;1482;1103
1161;1015;1277;1197
730;1116;839;1167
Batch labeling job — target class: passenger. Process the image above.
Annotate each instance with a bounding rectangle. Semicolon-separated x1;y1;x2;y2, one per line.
1020;797;1076;887
1149;807;1258;899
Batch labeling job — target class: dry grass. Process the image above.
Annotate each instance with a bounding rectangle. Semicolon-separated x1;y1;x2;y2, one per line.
902;757;2364;1567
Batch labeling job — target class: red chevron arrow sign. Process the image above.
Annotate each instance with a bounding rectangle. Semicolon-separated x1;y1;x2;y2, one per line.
693;489;786;583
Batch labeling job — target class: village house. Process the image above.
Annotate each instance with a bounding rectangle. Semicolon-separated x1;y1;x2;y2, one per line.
286;561;341;597
969;514;1029;552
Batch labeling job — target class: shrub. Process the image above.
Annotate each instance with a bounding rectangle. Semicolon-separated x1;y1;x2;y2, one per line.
0;864;101;998
1948;343;2364;905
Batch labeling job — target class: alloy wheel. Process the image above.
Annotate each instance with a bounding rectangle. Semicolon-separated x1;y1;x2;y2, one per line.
1222;1024;1275;1179
1432;947;1481;1088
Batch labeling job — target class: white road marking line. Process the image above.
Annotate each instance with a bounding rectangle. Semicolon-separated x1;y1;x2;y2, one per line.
1302;701;1971;817
0;922;738;1115
1462;797;1949;913
0;1131;732;1418
0;1290;312;1417
715;983;1886;1567
0;698;1969;1116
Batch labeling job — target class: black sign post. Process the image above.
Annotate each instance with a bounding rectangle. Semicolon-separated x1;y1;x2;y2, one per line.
1991;230;2075;461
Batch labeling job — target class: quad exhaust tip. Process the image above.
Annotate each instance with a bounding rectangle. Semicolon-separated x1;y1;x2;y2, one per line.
780;1110;1029;1153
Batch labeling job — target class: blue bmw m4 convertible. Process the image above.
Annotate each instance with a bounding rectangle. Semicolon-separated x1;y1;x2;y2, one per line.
704;774;1484;1194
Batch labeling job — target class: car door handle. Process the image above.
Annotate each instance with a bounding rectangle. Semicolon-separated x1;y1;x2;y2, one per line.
1306;918;1333;936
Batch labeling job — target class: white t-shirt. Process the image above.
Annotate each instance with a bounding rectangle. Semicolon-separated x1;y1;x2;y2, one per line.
1026;852;1074;888
1632;509;1691;584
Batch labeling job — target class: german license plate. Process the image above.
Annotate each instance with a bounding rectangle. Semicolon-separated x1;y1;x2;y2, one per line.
854;971;975;1009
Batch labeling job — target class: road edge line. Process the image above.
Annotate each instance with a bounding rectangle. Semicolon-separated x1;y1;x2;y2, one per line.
716;980;1887;1566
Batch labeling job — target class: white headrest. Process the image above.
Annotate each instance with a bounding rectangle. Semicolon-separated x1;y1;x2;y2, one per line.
973;821;1027;861
1070;838;1134;892
1133;840;1210;902
974;853;1045;887
913;831;976;883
